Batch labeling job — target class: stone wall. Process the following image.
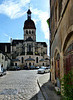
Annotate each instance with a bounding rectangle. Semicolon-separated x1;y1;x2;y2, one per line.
50;0;73;85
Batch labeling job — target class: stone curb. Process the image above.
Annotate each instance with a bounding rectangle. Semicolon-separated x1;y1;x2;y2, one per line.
37;78;49;100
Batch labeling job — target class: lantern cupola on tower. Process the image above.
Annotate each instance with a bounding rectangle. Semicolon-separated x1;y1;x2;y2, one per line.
27;9;31;20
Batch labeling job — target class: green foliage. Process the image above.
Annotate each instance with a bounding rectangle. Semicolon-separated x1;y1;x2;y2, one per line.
47;19;49;26
60;70;73;100
57;91;61;95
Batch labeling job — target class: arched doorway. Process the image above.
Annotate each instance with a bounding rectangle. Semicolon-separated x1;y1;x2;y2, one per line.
43;63;44;66
54;50;60;88
63;32;73;74
64;43;73;74
55;53;60;79
63;32;73;86
29;63;31;67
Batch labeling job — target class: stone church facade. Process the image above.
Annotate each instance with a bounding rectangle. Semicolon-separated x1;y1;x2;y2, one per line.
50;0;73;90
0;9;49;69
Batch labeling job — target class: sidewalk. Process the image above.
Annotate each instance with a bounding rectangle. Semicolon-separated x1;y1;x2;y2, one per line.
37;73;61;100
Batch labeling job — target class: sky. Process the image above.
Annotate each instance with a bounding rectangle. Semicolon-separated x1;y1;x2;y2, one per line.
0;0;50;55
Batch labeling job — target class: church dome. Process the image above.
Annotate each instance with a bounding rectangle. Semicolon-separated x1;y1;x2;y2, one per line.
23;9;36;29
24;19;36;29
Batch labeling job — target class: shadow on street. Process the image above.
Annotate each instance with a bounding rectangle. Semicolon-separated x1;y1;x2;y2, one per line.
30;80;61;100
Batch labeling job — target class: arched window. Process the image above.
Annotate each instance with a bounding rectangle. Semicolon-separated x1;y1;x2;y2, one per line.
43;63;44;66
64;43;73;74
29;30;31;34
26;30;28;34
29;45;31;52
36;57;38;63
32;31;34;34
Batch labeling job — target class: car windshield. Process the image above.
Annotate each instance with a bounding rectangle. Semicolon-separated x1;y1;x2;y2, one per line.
40;67;46;69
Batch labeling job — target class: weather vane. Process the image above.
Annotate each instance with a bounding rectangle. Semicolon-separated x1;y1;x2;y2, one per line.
29;3;30;9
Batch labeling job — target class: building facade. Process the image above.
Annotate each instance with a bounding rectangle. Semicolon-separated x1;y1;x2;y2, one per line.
0;9;49;69
50;0;73;88
0;50;11;69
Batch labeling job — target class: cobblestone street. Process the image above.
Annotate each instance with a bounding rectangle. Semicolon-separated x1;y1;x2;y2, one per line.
0;70;44;100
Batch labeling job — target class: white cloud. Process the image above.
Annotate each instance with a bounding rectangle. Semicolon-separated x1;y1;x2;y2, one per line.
4;33;9;37
4;33;11;42
0;0;30;19
31;8;50;40
0;0;50;40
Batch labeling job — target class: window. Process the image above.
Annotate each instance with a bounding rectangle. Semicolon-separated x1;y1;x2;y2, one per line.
29;45;31;52
2;56;4;59
29;30;31;34
43;63;44;66
36;57;38;63
33;63;34;66
55;4;57;25
59;0;62;19
32;31;35;34
64;43;73;56
15;63;17;66
27;44;32;52
21;57;24;63
5;45;7;52
26;30;28;34
29;63;31;66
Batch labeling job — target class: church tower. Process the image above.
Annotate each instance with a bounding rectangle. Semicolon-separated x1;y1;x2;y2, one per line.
23;9;36;42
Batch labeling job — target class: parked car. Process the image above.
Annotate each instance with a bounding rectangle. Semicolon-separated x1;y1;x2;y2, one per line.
8;66;20;71
37;67;50;74
2;69;6;75
24;66;28;70
41;66;45;68
35;66;40;69
16;66;21;70
30;66;35;69
0;68;6;76
47;66;50;72
0;69;3;76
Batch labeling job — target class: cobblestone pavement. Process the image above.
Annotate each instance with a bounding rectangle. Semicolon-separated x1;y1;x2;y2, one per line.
0;70;44;100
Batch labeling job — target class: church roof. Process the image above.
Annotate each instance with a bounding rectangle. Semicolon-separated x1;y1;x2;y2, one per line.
0;49;11;60
24;19;36;29
25;37;34;42
12;40;24;46
12;59;20;62
20;52;25;55
25;58;35;61
45;58;49;60
40;59;45;62
37;42;47;47
23;9;36;29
